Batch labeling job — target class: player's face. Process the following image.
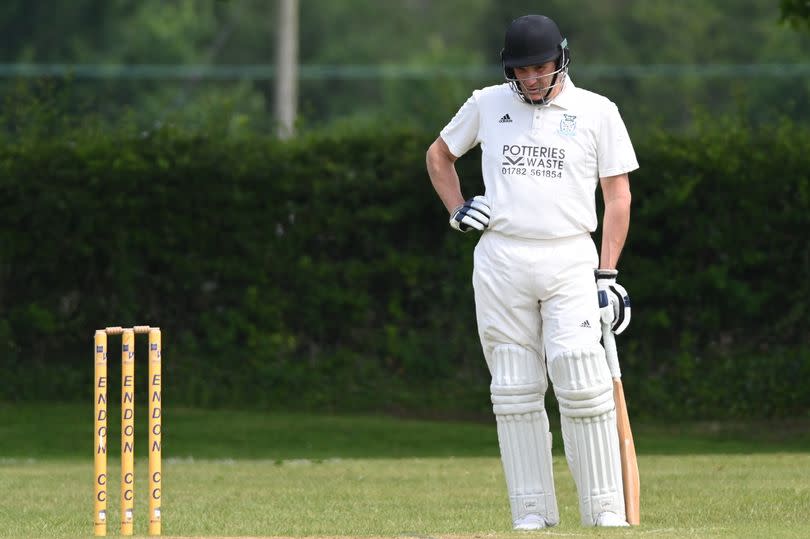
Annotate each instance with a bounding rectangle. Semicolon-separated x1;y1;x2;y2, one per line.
513;61;558;101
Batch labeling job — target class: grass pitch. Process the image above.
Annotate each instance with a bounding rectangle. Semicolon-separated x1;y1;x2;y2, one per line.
1;403;809;538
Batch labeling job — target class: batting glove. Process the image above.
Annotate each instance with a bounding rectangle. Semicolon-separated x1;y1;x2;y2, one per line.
596;269;632;334
449;195;491;232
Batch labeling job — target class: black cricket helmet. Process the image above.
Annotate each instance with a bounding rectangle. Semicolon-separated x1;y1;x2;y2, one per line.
501;15;570;104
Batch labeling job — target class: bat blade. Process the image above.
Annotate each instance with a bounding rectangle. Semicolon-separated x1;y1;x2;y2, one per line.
600;300;641;526
612;377;640;525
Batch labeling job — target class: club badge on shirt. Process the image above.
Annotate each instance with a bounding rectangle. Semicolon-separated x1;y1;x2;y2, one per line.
558;114;577;136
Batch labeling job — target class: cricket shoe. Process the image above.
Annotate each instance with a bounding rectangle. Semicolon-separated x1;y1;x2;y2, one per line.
595;511;630;527
513;514;548;530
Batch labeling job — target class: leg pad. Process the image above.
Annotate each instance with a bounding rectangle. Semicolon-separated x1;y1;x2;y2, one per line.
490;345;559;526
549;347;625;525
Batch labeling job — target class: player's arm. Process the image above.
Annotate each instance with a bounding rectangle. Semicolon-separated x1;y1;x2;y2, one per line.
426;136;466;214
599;173;632;269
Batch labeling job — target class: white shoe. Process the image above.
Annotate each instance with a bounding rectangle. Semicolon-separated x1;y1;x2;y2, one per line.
513;514;547;530
595;511;630;527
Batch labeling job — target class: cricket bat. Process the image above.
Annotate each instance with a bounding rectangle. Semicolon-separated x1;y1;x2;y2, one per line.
601;321;641;525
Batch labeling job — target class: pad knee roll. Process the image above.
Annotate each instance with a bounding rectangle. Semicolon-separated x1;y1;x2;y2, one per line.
490;344;548;414
549;347;614;419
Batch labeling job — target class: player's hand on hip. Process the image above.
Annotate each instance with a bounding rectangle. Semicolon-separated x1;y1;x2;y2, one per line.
449;195;491;232
596;269;631;334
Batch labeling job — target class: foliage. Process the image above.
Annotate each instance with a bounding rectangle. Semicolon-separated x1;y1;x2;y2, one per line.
0;114;808;420
1;1;809;132
614;114;810;419
781;0;810;30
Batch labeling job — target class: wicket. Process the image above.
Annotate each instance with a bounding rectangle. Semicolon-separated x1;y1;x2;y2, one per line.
94;326;162;537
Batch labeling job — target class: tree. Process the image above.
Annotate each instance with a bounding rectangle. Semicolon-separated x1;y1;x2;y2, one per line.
781;0;810;29
1;0;809;134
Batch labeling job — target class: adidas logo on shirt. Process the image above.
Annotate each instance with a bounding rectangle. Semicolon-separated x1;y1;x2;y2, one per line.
498;113;512;123
579;320;591;328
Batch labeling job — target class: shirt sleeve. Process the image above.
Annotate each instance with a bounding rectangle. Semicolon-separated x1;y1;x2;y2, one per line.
439;92;480;158
597;103;639;178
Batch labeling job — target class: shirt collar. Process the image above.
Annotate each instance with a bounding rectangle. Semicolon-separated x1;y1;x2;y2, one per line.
548;74;575;109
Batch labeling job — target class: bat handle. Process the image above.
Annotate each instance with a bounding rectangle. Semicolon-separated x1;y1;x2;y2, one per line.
598;289;622;379
601;321;622;379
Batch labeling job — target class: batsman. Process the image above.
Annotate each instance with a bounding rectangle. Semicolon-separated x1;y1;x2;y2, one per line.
426;14;637;529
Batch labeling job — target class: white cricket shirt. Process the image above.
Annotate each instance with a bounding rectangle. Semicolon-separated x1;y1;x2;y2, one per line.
440;76;638;239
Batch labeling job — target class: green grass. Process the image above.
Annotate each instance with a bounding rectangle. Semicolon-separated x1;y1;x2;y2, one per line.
1;403;809;538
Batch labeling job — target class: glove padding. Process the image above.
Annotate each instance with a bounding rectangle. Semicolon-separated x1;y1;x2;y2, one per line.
596;269;631;334
449;195;491;232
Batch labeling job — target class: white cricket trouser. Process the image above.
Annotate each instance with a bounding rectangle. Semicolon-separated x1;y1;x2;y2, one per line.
473;231;601;362
473;231;625;526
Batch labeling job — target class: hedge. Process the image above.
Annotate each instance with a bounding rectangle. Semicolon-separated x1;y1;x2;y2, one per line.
1;117;808;420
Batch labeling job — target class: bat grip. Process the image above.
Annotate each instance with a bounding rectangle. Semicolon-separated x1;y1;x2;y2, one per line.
601;321;622;379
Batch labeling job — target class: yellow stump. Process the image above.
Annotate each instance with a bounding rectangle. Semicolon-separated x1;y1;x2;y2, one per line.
148;328;162;536
93;331;108;537
121;329;135;536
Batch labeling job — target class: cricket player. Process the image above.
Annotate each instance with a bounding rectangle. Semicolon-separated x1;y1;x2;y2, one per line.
425;14;636;529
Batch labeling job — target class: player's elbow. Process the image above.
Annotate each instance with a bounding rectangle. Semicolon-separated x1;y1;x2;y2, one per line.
426;137;455;169
425;141;440;169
